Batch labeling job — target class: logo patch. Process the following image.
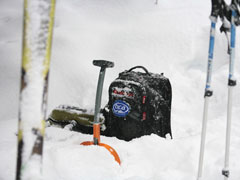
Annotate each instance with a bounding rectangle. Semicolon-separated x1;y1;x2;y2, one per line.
112;100;130;117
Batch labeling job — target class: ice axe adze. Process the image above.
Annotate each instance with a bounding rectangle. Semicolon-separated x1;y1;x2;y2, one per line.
81;60;121;165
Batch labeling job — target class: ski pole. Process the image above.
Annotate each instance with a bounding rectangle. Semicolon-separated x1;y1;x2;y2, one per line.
197;15;217;180
222;8;237;180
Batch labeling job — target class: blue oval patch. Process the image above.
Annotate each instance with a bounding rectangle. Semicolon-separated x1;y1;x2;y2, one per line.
112;100;130;117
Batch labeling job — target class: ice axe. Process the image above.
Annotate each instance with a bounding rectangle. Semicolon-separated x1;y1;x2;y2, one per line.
81;60;121;165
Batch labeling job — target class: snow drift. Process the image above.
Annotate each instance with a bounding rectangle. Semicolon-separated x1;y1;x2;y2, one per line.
0;0;240;179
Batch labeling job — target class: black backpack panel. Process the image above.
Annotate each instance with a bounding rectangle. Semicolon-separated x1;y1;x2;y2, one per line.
103;66;172;141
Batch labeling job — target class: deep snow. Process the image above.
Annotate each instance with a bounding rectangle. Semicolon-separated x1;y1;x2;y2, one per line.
0;0;240;180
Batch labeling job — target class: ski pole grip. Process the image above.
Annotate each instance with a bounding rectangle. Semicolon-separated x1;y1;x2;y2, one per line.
127;66;150;75
210;0;222;18
93;60;114;69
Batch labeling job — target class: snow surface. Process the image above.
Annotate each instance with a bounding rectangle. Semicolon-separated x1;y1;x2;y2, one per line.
0;0;240;180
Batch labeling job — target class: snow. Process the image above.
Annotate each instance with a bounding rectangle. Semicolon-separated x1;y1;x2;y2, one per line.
0;0;240;180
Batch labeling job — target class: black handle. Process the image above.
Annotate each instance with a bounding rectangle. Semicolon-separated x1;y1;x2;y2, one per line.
93;60;114;69
211;0;223;18
127;66;150;75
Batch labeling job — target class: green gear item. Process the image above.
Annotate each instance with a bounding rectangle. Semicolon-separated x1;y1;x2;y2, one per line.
48;105;105;129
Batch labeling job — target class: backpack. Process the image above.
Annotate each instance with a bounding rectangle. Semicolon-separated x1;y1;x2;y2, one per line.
103;66;172;141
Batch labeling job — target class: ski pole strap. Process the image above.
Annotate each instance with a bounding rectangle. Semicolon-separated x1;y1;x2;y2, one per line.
211;0;223;18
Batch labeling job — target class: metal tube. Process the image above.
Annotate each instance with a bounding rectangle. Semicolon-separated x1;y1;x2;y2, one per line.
93;68;106;145
197;18;217;180
205;19;216;93
222;9;237;180
94;68;106;124
197;97;210;180
223;87;233;180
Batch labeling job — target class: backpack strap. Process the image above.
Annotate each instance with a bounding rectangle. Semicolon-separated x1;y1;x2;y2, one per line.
142;94;147;121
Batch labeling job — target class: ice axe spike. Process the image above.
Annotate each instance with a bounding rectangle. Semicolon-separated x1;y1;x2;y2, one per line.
81;60;121;165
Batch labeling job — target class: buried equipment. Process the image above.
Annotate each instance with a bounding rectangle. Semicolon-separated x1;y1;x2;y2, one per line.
80;60;121;165
48;65;172;141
